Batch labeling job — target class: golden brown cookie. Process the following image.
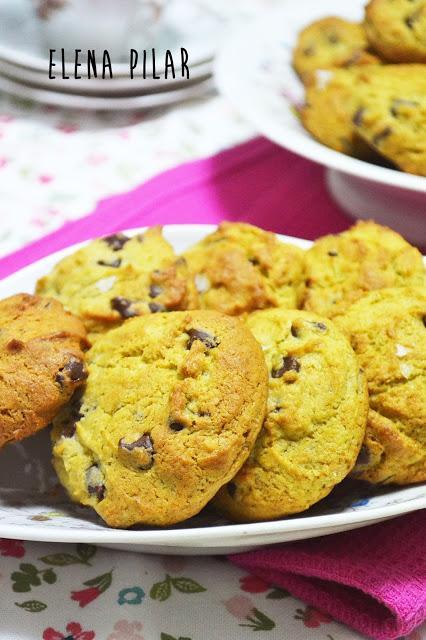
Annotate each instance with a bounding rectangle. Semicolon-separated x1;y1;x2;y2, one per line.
213;309;368;521
52;311;268;527
293;17;380;85
337;288;426;484
0;293;89;448
303;221;425;318
183;222;305;316
37;227;198;339
365;0;426;62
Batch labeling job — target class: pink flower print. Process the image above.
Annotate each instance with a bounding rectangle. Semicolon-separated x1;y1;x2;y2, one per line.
0;157;9;169
43;622;95;640
38;174;54;184
223;595;255;620
295;605;333;628
240;574;270;593
107;620;144;640
0;114;14;123
71;586;102;607
56;123;79;134
0;539;25;558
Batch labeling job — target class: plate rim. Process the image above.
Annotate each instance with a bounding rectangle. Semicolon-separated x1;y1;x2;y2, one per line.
0;223;425;547
214;3;426;194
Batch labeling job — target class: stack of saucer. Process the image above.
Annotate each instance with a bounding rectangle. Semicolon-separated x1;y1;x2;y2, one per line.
0;0;220;110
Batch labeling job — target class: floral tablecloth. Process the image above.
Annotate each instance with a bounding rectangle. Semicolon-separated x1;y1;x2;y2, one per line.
0;2;425;638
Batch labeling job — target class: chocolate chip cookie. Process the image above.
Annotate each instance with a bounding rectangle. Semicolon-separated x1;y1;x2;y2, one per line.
303;221;425;318
213;308;368;521
37;227;198;339
183;222;305;316
337;288;426;485
365;0;426;62
0;293;89;448
52;311;268;527
293;17;380;85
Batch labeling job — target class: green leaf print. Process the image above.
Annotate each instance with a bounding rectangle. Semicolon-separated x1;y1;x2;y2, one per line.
160;635;192;640
11;563;53;593
42;569;57;585
266;587;290;599
15;600;47;613
39;553;82;566
150;576;172;602
76;543;96;565
240;607;276;632
171;577;206;594
83;570;113;593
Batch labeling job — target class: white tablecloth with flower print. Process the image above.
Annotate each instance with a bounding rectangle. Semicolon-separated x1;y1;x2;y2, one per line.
0;2;425;639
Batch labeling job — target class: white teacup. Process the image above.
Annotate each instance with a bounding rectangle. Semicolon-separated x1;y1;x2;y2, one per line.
34;0;168;61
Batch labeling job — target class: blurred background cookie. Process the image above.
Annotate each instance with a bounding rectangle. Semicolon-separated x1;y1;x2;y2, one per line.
183;222;305;315
52;310;268;528
0;293;89;448
337;287;426;484
213;308;368;521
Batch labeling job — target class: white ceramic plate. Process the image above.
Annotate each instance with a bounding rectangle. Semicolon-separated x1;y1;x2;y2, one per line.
214;0;426;243
0;224;425;555
0;74;215;111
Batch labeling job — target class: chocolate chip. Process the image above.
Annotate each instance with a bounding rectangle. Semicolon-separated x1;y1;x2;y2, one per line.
328;33;339;43
271;356;301;378
149;285;162;299
352;108;365;127
227;482;237;498
6;339;24;352
86;465;105;501
423;316;426;328
328;250;338;257
372;127;392;146
248;257;259;266
405;12;418;29
169;421;185;432
102;233;129;251
186;329;220;350
303;46;315;56
290;324;299;338
97;258;122;268
312;321;327;332
148;302;166;313
119;434;154;470
390;98;419;117
111;297;138;318
355;445;370;467
62;423;76;438
63;357;88;382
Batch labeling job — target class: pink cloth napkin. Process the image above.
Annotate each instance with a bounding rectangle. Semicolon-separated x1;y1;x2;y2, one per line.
230;510;426;640
0;137;352;278
1;136;425;639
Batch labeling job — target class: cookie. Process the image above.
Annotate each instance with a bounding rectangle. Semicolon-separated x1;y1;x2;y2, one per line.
0;293;89;448
37;226;198;339
52;310;268;527
303;221;425;318
293;17;380;85
336;288;426;484
213;309;368;521
183;222;305;316
365;0;426;62
353;86;426;176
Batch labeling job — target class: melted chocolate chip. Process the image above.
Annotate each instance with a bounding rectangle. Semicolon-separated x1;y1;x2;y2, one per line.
149;284;162;299
372;127;392;146
352;107;365;127
169;421;185;432
148;302;166;313
227;482;237;498
423;316;426;328
62;422;76;438
248;257;259;266
186;329;220;350
328;250;338;257
97;258;122;268
6;339;24;352
86;465;105;501
271;356;301;378
312;321;327;332
328;33;339;44
102;233;130;251
119;434;154;470
290;324;299;338
390;98;419;117
56;357;88;387
303;46;315;56
111;297;138;318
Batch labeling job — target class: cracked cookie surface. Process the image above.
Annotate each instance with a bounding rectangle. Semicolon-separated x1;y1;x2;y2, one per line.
293;17;380;85
337;288;426;484
213;308;368;521
52;310;268;527
303;221;425;318
183;222;305;316
0;293;89;448
365;0;426;62
37;226;198;340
